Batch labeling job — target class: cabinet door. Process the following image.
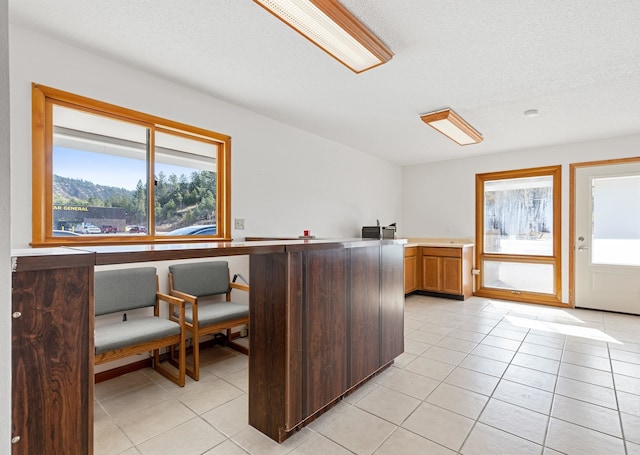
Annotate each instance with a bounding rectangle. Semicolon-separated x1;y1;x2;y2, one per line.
304;249;348;416
404;254;417;293
422;256;441;292
249;252;298;439
350;246;380;387
441;257;462;294
12;265;93;455
381;244;405;365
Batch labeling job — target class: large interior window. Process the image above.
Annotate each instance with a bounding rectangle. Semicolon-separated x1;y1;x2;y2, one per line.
32;84;231;246
475;166;562;305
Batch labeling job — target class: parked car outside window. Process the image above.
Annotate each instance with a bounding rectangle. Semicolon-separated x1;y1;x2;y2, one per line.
78;223;101;234
166;224;217;235
53;229;81;237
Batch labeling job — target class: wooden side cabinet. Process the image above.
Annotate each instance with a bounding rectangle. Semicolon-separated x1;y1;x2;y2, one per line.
420;246;473;300
404;246;418;294
11;250;95;455
249;241;405;442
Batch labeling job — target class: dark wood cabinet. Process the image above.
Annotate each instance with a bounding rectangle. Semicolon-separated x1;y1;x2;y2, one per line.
11;250;95;455
349;246;380;387
304;248;348;413
380;244;405;365
248;241;404;442
11;239;405;449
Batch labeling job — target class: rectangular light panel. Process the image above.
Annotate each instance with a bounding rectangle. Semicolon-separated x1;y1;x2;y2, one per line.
254;0;393;73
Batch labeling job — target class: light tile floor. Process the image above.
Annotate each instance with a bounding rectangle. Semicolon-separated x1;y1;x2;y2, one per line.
95;295;640;454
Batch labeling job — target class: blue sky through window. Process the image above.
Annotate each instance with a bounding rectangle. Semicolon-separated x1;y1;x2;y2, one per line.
54;147;201;191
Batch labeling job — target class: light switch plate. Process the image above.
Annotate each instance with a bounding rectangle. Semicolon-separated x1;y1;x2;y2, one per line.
235;218;245;230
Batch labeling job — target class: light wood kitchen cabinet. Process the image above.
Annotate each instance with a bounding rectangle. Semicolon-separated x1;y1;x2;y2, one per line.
404;246;418;294
420;245;473;300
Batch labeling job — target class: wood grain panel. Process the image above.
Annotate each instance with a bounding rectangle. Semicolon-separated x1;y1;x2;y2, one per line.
91;243;285;265
404;253;417;294
380;244;404;365
422;255;441;292
441;257;462;295
348;246;380;387
421;247;461;257
285;251;304;430
248;252;289;441
304;248;348;417
12;266;93;455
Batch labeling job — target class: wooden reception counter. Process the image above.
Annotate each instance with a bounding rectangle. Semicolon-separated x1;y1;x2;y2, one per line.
11;238;405;453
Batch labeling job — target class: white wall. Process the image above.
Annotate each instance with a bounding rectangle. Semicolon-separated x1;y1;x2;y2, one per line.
402;134;640;302
9;25;402;249
8;25;402;374
0;1;11;452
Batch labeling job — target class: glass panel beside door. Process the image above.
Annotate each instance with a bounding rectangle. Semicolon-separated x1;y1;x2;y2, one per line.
476;166;562;305
484;175;553;256
482;260;555;294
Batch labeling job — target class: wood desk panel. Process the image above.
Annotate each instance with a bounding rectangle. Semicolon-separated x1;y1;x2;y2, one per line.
11;252;94;455
11;239;405;449
248;241;404;442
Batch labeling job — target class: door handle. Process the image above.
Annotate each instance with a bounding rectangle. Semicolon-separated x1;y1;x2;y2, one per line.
578;245;590;251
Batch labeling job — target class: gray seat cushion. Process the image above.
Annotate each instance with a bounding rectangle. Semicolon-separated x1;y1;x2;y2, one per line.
184;300;249;327
95;318;180;354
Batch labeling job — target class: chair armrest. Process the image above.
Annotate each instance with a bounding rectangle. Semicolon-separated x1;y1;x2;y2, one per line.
157;291;185;307
169;288;198;304
156;292;186;322
230;282;249;292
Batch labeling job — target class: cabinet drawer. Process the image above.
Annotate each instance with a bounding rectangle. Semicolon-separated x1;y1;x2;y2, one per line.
421;247;461;258
404;246;417;257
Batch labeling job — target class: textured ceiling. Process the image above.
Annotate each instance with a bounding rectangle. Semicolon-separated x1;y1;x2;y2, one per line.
9;0;640;165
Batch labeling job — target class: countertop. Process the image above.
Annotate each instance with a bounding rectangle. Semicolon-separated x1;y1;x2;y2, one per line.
403;238;474;248
12;237;407;267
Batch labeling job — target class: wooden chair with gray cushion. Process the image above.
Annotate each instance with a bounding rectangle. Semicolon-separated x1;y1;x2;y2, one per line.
94;267;187;387
168;261;249;381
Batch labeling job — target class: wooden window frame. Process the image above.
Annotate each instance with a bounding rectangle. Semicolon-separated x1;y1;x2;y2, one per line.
31;83;232;247
475;165;563;305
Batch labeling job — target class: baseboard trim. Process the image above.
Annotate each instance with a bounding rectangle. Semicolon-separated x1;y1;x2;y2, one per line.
95;358;151;384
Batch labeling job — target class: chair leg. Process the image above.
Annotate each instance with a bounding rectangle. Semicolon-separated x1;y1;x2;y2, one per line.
227;327;249;355
152;346;186;387
184;326;200;381
167;343;178;368
176;335;186;386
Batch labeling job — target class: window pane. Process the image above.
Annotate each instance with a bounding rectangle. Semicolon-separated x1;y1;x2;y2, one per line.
482;260;554;294
484;175;553;255
592;175;640;266
52;105;149;236
154;131;217;235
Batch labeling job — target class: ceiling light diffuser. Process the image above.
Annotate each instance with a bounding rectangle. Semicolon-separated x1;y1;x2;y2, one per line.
420;109;483;146
254;0;393;73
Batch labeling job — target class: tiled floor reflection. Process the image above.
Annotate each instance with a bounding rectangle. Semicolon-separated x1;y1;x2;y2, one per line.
95;295;640;454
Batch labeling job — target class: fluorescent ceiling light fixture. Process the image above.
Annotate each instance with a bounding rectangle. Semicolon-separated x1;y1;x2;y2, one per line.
254;0;393;73
420;109;483;146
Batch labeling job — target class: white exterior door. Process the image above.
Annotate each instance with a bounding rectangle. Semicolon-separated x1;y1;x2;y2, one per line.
575;161;640;314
